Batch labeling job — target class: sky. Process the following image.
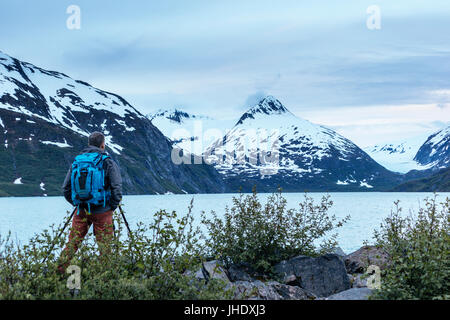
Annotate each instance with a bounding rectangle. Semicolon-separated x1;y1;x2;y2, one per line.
1;0;450;147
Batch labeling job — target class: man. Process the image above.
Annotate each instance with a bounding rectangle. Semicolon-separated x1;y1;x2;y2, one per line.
58;132;122;273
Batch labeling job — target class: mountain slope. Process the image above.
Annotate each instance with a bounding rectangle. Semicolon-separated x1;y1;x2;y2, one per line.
364;126;450;175
148;108;235;155
392;167;450;192
0;51;226;196
204;96;402;192
363;134;433;174
414;126;450;170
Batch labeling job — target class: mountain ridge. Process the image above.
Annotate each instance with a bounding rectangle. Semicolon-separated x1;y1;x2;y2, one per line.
392;167;450;192
363;134;433;174
0;51;226;196
203;96;403;192
143;98;450;193
2;50;448;195
414;126;450;169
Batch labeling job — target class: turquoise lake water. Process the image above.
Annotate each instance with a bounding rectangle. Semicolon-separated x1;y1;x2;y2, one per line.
0;192;448;254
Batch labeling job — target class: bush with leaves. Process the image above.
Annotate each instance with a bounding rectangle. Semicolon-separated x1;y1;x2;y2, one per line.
371;196;450;300
0;201;229;300
201;190;349;276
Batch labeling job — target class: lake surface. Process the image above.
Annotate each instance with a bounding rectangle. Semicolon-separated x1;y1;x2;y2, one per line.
0;192;448;254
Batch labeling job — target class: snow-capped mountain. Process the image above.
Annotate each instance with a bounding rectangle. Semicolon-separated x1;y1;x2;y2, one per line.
0;51;143;154
363;134;433;174
150;108;210;123
364;126;450;174
0;51;226;196
204;96;401;192
149;108;235;155
414;126;450;170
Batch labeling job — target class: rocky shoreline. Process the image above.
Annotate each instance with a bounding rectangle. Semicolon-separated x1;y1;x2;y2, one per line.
188;245;389;300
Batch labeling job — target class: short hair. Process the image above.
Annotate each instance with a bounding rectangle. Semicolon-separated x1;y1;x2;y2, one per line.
88;132;105;148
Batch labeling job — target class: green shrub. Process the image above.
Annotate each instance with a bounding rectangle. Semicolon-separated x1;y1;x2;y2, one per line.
0;201;229;300
371;196;450;300
201;190;349;275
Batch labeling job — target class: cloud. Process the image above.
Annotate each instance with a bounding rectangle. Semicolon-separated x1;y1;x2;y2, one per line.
2;0;450;147
426;120;450;128
302;103;449;147
243;91;267;109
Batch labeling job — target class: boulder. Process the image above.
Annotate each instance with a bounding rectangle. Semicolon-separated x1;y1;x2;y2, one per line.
274;254;351;297
227;280;316;300
267;281;317;300
184;266;208;281
347;274;355;286
326;288;373;300
330;247;347;257
202;260;230;283
184;260;230;284
344;246;389;274
352;274;368;288
227;263;254;282
228;281;279;300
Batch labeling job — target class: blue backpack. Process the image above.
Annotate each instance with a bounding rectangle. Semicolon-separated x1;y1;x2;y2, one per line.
71;152;111;214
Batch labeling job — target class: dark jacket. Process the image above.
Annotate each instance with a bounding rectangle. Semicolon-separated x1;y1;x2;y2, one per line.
62;146;123;214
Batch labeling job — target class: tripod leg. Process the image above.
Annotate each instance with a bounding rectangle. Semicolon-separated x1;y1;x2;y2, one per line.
42;207;77;265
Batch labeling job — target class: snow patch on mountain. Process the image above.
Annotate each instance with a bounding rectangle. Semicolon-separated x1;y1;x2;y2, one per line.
105;138;123;154
40;139;72;148
360;180;374;188
115;119;136;131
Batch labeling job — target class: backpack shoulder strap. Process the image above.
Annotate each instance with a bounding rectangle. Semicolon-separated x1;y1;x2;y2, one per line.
97;154;110;167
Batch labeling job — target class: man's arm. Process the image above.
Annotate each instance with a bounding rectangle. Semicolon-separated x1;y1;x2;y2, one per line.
62;166;74;205
105;158;123;210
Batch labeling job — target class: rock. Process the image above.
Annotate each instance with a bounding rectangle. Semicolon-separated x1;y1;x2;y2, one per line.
202;260;230;283
347;274;355;286
227;280;316;300
184;260;230;284
326;288;373;300
267;281;317;300
352;274;368;288
330;247;347;257
274;254;351;297
184;267;208;281
227;263;254;282
344;246;389;274
228;281;280;300
347;273;369;288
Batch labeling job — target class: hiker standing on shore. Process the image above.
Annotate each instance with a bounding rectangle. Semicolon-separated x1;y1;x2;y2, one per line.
58;132;122;273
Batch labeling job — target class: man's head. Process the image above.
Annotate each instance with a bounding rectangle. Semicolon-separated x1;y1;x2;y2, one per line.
88;132;106;151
